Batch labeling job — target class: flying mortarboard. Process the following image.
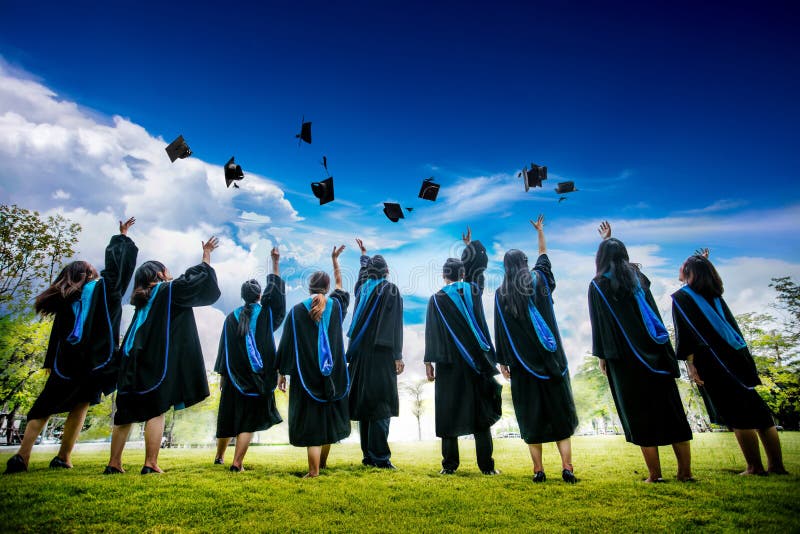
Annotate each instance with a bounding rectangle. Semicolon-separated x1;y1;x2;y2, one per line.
518;163;547;192
554;181;578;194
165;135;192;163
224;157;244;188
405;207;414;212
383;202;405;222
296;117;312;145
418;177;440;201
311;177;334;205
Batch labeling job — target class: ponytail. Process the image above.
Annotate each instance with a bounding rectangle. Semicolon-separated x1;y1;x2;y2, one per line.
237;279;262;336
310;293;328;322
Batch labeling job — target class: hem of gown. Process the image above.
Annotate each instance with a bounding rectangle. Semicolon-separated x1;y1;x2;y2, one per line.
114;394;209;425
289;431;351;447
216;417;283;438
521;426;578;445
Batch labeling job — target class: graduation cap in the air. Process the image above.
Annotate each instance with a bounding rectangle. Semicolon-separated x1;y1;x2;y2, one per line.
165;135;192;162
518;164;547;192
558;196;567;203
405;207;414;212
383;202;405;222
311;156;334;204
224;157;244;188
296;117;312;145
554;181;578;194
418;177;440;201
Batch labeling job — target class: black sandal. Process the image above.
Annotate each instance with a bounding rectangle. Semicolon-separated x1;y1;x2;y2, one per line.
103;465;123;475
49;456;71;469
4;454;27;474
533;471;546;483
141;466;161;475
562;469;578;484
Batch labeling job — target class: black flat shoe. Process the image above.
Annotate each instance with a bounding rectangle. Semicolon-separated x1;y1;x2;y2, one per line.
103;465;123;475
439;468;455;475
376;461;397;470
481;469;501;476
49;456;71;469
362;458;376;467
230;465;243;472
533;471;546;483
213;458;224;465
141;466;161;475
4;454;27;474
562;469;577;484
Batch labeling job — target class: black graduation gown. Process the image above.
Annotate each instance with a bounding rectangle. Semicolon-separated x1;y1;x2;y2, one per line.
276;290;351;447
671;289;773;429
588;273;692;447
214;274;286;438
28;234;138;420
115;262;221;425
494;254;578;444
346;260;404;422
424;282;502;438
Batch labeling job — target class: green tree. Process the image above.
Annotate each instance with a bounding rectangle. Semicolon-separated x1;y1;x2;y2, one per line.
0;205;81;443
770;276;800;344
571;355;620;434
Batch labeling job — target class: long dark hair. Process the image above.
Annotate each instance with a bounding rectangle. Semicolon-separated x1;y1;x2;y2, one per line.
34;261;99;316
238;279;262;336
499;249;535;319
681;255;724;298
130;260;168;308
308;271;330;322
594;238;640;295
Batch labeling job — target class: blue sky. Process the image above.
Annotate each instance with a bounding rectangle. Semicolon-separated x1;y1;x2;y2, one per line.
1;1;799;436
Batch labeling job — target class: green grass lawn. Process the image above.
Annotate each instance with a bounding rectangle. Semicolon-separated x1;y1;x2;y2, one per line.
1;432;799;533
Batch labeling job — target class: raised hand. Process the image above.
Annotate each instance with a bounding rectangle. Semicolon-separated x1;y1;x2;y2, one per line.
119;217;136;236
695;248;710;259
530;214;545;232
462;226;472;245
202;236;220;264
271;246;280;262
355;238;367;256
598;220;611;240
331;244;346;260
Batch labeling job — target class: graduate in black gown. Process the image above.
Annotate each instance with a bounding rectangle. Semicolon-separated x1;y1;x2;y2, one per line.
4;218;138;475
347;238;404;469
105;237;221;475
276;245;350;478
213;247;286;472
672;250;787;475
588;221;693;483
494;215;579;484
425;229;502;475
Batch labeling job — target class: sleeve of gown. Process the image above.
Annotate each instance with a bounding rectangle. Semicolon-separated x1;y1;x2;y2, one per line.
533;254;556;294
330;289;350;320
672;300;701;361
170;262;222;308
262;274;286;331
493;295;513;366
588;282;611;359
276;311;296;375
213;317;228;374
375;285;403;359
424;296;448;363
43;319;60;369
354;255;370;296
100;234;139;305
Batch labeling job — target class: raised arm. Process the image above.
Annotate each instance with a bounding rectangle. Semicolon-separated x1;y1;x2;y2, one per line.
331;244;345;290
355;238;370;292
530;214;546;255
271;246;280;276
202;236;220;264
598;220;611;240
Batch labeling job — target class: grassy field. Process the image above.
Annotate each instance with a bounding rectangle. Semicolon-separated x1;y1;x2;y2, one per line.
1;432;799;533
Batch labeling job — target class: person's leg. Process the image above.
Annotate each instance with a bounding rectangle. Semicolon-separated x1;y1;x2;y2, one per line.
733;429;766;475
306;446;322;477
231;432;253;470
556;438;573;471
640;446;662;482
474;429;495;473
215;438;230;463
143;413;166;472
441;437;459;472
527;443;544;473
56;402;90;466
359;420;373;465
320;444;331;469
369;418;392;467
16;417;49;465
672;441;693;481
757;426;788;474
107;424;133;471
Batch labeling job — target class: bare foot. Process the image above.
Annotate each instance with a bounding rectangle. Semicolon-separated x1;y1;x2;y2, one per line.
739;468;767;476
143;464;164;474
644;477;666;483
302;472;319;479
